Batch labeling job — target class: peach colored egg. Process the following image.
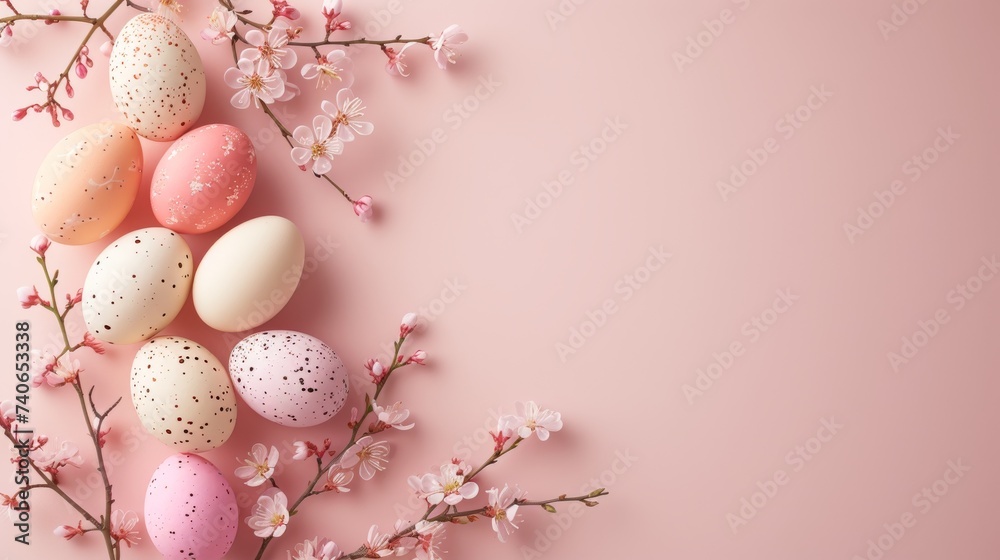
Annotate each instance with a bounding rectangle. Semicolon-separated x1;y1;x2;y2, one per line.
151;124;257;234
145;453;237;560
110;13;206;141
31;122;143;245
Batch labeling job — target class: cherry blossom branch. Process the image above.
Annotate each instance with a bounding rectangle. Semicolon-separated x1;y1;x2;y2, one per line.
6;236;130;559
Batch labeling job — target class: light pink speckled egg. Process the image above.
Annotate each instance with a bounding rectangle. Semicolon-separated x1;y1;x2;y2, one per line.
151;124;257;234
145;453;237;560
110;13;206;141
31;122;143;245
229;331;349;427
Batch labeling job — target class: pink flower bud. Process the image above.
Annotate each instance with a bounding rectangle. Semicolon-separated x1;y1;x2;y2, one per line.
99;40;113;57
61;107;74;121
45;9;61;24
82;332;105;355
65;80;74;98
54;523;84;540
29;234;51;256
75;62;87;79
17;286;46;309
408;350;427;365
353;195;373;222
400;312;417;336
11;107;27;121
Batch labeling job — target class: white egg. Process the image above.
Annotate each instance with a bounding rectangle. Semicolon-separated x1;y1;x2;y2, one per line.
109;13;206;141
83;228;193;344
131;337;237;452
193;216;305;332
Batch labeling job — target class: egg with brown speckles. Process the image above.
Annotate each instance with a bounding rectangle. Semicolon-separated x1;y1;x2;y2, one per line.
229;331;349;427
131;336;237;452
82;228;193;344
110;13;206;141
145;453;237;560
151;124;257;234
31;122;143;245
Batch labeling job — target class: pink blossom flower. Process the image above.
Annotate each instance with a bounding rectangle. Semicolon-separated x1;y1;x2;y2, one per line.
339;436;390;480
321;88;373;142
30;234;51;256
407;350;427;365
33;440;84;474
353;195;374;223
490;415;513;453
202;6;237;44
235;443;279;487
504;401;563;441
414;521;445;560
486;485;525;542
242;21;298;70
0;25;13;49
224;58;285;109
372;400;414;431
0;400;15;429
400;312;418;336
270;0;300;21
292;441;310;460
82;332;105;354
291;115;344;175
431;25;467;69
301;49;353;89
246;488;289;538
17;286;47;309
362;525;393;558
385;42;418;77
110;510;140;548
323;468;353;493
43;357;81;387
54;521;85;540
408;463;479;506
390;519;418;555
290;537;341;560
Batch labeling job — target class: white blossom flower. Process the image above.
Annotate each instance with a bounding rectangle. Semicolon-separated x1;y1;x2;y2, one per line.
291;115;344;175
242;21;298;70
486;485;526;542
301;49;353;89
246;488;289;538
201;7;236;44
224;58;286;109
408;463;479;506
110;510;140;548
431;25;467;69
503;401;563;441
235;443;279;487
340;436;390;481
321;88;374;142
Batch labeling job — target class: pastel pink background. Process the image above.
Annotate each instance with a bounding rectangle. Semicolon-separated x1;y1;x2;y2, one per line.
2;1;999;559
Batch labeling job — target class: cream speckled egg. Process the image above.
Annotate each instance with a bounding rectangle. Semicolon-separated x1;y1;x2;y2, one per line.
31;122;143;245
193;216;305;332
131;337;236;452
110;13;206;141
229;331;349;427
83;228;193;344
145;453;237;560
151;124;257;233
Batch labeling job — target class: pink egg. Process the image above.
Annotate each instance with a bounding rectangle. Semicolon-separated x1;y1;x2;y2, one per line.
229;331;349;427
145;453;237;560
150;124;256;234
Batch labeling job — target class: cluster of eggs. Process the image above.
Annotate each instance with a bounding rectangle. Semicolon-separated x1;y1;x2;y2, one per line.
28;14;352;560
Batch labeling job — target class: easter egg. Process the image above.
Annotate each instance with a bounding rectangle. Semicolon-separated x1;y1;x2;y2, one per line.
229;331;349;427
31;121;143;245
193;216;305;332
109;13;206;141
145;453;238;560
130;336;237;452
151;124;257;234
82;228;193;344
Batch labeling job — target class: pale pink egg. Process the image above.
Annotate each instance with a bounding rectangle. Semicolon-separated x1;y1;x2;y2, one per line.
151;124;257;234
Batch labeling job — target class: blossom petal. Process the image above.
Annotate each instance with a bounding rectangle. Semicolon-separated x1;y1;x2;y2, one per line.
290;147;312;166
313;115;333;141
312;157;332;175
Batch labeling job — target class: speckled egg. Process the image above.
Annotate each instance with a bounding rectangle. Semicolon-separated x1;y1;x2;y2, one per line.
31;121;143;245
82;228;193;344
130;337;237;452
110;13;206;141
145;453;238;560
193;216;305;332
229;331;349;427
151;124;257;234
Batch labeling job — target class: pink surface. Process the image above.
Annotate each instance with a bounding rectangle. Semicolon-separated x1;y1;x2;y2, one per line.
2;1;999;559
